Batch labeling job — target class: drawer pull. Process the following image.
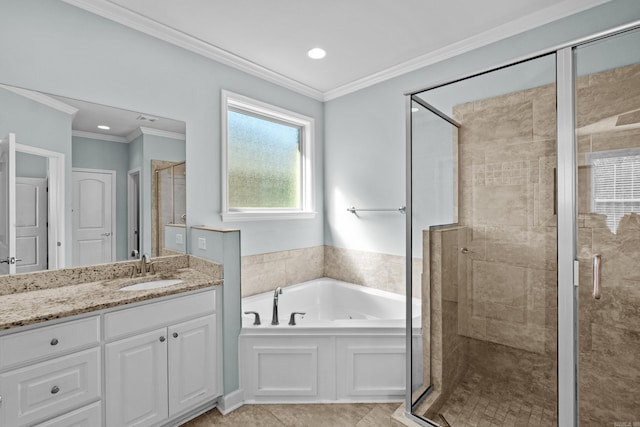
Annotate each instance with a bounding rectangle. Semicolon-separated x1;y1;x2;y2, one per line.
159;336;166;342
51;386;60;394
50;338;59;346
173;332;178;338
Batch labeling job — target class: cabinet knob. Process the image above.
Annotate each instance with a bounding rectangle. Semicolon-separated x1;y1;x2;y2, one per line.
159;336;166;342
51;386;60;394
50;338;59;346
173;332;178;338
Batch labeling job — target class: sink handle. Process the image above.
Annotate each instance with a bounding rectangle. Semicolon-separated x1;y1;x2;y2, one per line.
288;312;306;326
244;311;261;325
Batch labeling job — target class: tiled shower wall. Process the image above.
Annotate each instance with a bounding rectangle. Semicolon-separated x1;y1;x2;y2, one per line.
454;82;558;356
575;63;640;425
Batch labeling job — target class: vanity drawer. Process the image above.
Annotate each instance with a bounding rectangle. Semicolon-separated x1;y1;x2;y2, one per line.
0;347;101;427
104;289;216;340
34;401;101;427
0;316;100;370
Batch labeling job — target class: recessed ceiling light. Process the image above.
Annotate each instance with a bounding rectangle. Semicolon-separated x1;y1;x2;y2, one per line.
411;107;419;113
97;125;110;130
307;48;326;59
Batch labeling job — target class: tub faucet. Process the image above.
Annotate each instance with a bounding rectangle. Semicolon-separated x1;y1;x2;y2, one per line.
271;287;283;325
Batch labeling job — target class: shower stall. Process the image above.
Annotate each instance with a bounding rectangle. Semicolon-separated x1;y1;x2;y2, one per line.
406;23;640;426
153;161;186;256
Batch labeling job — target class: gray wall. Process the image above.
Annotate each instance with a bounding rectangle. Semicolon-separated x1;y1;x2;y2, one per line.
0;0;324;258
324;0;640;257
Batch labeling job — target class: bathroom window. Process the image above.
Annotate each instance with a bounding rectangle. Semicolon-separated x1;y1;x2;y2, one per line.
221;90;315;221
588;148;640;233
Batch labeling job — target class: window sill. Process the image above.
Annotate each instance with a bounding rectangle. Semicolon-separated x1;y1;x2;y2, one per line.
221;211;317;222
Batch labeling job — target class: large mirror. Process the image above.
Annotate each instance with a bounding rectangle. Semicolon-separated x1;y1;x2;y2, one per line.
0;83;186;275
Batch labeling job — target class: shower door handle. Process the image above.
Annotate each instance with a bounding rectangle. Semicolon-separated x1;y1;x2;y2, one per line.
593;254;601;300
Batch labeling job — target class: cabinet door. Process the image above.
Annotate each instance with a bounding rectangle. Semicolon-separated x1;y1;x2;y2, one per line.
168;314;217;416
105;328;168;427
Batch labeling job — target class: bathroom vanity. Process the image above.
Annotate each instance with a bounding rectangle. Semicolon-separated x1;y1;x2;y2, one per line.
0;254;223;427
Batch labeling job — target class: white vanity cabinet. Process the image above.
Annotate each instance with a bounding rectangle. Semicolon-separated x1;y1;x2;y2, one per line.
0;316;102;427
104;290;219;427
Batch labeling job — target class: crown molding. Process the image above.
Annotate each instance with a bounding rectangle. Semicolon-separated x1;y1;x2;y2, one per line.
72;130;127;143
137;126;186;141
324;0;611;101
73;127;185;143
0;84;79;115
61;0;324;101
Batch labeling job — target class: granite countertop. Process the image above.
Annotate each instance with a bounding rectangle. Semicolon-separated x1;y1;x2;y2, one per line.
0;255;223;331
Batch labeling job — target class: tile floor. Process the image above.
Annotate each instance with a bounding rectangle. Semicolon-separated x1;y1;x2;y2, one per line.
423;373;557;427
182;403;400;427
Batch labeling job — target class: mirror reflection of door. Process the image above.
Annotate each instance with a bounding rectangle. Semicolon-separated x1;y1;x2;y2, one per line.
15;177;47;273
72;168;115;267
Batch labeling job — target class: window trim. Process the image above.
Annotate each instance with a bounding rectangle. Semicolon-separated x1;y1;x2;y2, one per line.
221;90;316;221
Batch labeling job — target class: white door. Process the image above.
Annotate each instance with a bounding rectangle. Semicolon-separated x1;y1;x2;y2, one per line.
16;177;47;273
0;133;16;275
105;329;168;427
168;314;218;416
72;169;115;266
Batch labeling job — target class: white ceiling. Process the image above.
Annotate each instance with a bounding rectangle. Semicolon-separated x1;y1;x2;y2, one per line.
63;0;610;101
50;94;186;140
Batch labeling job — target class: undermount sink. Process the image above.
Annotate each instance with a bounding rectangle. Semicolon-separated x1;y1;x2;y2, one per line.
119;279;183;291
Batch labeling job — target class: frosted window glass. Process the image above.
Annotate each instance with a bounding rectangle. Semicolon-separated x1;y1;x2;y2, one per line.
228;110;301;209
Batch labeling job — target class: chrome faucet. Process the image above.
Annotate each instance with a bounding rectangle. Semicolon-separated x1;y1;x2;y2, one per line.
140;253;150;276
271;287;283;325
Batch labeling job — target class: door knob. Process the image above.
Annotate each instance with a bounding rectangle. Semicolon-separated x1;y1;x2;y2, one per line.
101;232;111;237
1;257;22;264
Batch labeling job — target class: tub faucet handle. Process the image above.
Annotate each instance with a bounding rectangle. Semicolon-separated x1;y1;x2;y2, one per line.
288;312;306;326
244;311;261;325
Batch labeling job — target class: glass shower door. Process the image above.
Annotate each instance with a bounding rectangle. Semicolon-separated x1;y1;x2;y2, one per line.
408;52;559;426
575;28;640;426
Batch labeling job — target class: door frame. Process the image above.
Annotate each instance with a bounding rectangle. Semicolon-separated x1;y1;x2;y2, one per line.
127;168;141;259
404;19;640;427
16;143;64;270
72;167;116;263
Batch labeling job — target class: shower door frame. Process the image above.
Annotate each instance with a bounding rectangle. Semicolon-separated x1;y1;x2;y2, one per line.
404;19;640;427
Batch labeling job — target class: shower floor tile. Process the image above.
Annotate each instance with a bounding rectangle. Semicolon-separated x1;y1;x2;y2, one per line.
425;373;557;427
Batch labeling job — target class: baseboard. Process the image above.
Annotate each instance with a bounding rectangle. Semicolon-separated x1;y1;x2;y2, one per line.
216;389;245;415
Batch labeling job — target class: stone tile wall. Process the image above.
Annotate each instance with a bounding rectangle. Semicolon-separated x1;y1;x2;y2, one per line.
416;226;469;418
454;83;558;355
575;63;640;425
240;246;324;298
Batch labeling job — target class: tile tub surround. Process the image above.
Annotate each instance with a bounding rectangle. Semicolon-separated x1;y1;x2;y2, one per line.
241;246;324;297
0;255;222;330
324;246;422;297
241;245;421;298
